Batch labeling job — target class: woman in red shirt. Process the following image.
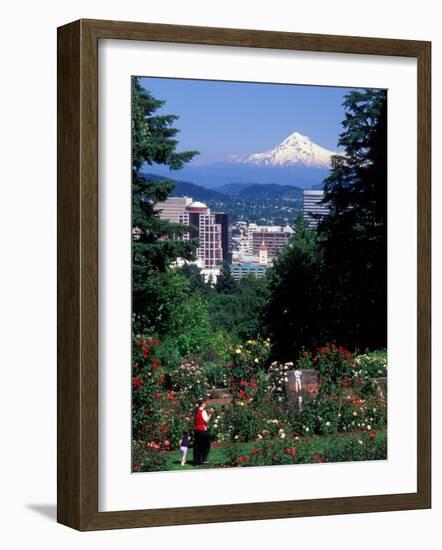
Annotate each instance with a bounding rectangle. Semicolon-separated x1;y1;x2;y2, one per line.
193;399;213;466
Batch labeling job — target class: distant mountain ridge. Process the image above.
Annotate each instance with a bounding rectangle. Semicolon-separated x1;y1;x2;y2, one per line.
142;173;227;201
143;172;303;225
149;163;329;190
144;173;303;201
235;183;302;200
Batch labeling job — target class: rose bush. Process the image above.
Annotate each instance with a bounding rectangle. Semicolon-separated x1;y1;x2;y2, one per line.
355;350;387;378
267;361;291;402
313;343;356;398
227;338;270;400
132;440;168;472
169;361;210;409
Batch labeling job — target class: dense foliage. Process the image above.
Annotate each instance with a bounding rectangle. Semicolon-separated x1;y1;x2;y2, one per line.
319;89;387;350
132;77;199;334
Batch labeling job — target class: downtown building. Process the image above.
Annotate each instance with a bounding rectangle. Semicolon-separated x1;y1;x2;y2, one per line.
303;190;330;229
229;262;268;281
156;197;230;269
156;196;192;223
247;224;294;258
230;241;270;281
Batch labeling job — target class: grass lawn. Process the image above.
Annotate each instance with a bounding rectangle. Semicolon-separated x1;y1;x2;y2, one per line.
163;430;387;471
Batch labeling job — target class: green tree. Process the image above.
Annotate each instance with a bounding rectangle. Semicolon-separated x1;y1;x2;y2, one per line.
156;288;222;368
178;263;212;297
215;261;238;294
264;217;324;360
209;274;269;341
319;88;387;349
131;77;199;332
235;275;270;340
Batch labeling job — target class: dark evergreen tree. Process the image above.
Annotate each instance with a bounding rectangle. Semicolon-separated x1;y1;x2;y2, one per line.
131;77;199;333
264;217;324;360
319;88;387;349
214;262;238;294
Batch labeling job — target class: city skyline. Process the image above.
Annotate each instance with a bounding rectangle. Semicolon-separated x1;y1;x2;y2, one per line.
156;193;301;281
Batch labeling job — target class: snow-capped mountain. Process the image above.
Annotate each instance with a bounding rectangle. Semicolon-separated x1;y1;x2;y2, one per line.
231;131;335;168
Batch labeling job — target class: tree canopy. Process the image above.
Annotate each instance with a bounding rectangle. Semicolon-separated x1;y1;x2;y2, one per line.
319;89;387;349
131;77;199;333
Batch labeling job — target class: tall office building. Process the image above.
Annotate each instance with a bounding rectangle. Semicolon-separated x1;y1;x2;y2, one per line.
156;196;192;223
303;190;330;229
215;213;232;263
179;201;224;269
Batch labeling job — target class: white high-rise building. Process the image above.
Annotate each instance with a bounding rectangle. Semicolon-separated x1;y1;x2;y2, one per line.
303;190;330;229
156;196;192;223
155;197;228;269
179;201;223;269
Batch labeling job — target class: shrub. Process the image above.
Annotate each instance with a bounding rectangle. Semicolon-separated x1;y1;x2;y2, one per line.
321;432;387;463
338;395;387;433
221;404;263;442
202;361;230;388
267;361;291;402
296;348;313;370
227;338;270;399
132;441;169;472
132;336;167;441
290;400;318;436
169;362;210;410
355;350;387;378
226;431;387;467
313;343;355;398
314;398;340;435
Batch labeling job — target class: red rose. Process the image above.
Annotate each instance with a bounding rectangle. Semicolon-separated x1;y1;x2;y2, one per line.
369;430;376;440
252;448;260;455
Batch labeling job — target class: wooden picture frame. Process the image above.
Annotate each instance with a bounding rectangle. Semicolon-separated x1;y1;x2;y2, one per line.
57;19;431;531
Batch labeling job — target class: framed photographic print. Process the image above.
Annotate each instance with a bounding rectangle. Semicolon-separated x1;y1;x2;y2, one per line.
57;19;431;530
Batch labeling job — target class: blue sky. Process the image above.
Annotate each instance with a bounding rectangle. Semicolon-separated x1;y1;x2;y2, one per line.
139;77;352;165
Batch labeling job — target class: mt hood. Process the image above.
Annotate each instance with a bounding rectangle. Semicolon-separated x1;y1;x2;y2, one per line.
231;131;335;168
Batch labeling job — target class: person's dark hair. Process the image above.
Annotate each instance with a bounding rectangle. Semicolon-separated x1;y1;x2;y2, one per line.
182;430;189;437
197;399;206;407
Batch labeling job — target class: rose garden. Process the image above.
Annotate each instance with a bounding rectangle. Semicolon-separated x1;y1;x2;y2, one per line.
132;339;387;471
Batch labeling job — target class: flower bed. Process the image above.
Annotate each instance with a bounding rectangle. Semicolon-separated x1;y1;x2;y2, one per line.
132;337;387;471
224;430;387;467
